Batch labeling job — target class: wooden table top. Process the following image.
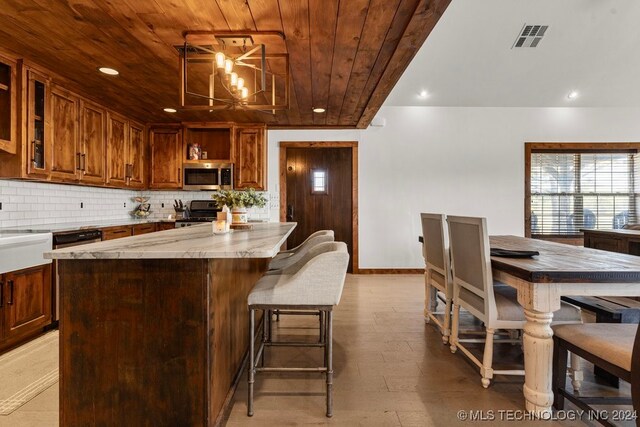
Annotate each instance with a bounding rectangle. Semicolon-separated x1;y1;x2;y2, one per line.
490;235;640;283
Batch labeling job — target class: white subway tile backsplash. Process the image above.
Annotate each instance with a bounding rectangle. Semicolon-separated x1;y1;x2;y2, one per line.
0;180;273;228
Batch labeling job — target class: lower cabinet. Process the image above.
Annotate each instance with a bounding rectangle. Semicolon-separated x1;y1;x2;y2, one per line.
102;225;133;241
132;223;156;235
0;264;52;352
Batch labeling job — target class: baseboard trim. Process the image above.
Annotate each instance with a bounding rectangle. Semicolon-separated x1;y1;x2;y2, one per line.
357;268;424;275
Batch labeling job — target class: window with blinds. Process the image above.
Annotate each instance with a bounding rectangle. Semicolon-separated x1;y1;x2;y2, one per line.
529;150;640;236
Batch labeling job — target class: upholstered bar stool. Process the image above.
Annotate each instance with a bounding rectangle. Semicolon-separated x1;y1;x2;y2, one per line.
247;241;349;418
269;230;334;271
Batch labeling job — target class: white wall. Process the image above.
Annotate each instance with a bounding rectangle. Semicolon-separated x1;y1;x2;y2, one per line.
269;106;640;269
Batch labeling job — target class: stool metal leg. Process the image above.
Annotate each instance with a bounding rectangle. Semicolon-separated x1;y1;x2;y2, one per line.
326;310;333;418
261;309;268;367
248;308;255;417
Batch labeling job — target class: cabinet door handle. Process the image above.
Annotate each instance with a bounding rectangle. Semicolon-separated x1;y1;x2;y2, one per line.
76;152;82;171
7;280;13;305
0;281;3;308
178;168;181;183
81;154;86;172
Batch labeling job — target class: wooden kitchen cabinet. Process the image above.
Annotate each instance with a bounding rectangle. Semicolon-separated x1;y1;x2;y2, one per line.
25;70;51;177
102;225;133;241
79;100;106;184
0;53;17;154
49;85;80;181
157;222;176;231
106;112;129;186
132;223;156;235
1;264;52;350
234;125;267;190
128;121;145;188
149;127;183;189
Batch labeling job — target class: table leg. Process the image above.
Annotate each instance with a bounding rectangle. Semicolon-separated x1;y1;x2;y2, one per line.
522;307;554;417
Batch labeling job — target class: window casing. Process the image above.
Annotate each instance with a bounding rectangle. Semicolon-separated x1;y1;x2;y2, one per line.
526;144;640;237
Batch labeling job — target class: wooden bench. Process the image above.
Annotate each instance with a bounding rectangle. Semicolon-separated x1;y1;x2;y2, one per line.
561;296;640;387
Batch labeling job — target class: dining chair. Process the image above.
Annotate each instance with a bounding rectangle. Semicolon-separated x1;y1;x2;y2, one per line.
420;213;453;344
552;322;640;425
447;215;583;388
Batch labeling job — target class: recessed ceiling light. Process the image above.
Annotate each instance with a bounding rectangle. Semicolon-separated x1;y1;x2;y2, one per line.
418;90;428;98
163;108;177;113
313;107;326;113
567;91;579;100
98;67;119;76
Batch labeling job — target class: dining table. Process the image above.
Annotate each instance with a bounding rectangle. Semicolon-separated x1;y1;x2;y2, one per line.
489;235;640;417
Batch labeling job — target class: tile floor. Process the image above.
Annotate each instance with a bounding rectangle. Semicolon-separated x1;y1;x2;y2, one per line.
0;274;634;426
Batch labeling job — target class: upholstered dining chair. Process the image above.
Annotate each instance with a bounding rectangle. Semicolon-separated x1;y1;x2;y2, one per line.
269;230;334;271
247;241;349;418
420;213;453;344
447;215;583;388
552;322;640;425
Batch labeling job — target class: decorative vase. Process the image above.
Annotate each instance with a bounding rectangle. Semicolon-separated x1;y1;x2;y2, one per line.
231;207;249;224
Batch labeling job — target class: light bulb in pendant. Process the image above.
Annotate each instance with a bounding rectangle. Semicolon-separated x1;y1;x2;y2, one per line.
230;72;238;87
224;59;233;74
215;52;225;69
237;77;244;90
241;87;249;99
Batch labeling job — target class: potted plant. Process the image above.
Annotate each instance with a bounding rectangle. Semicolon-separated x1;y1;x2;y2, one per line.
211;189;267;224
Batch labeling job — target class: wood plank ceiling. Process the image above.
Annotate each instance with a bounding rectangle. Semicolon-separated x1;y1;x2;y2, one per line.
0;0;450;128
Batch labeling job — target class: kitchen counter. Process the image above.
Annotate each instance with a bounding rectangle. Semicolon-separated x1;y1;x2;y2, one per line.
0;218;174;233
46;222;295;259
54;221;296;426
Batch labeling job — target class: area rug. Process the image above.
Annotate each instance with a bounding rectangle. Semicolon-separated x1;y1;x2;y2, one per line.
0;331;59;415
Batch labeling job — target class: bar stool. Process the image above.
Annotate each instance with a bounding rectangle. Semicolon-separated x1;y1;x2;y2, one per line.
269;230;334;271
247;241;349;418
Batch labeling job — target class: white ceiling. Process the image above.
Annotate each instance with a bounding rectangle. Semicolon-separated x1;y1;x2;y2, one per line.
384;0;640;107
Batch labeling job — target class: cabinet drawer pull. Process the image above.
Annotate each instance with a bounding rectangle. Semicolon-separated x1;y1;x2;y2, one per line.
7;280;13;305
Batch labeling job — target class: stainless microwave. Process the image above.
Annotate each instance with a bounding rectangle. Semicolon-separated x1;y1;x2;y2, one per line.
183;163;233;191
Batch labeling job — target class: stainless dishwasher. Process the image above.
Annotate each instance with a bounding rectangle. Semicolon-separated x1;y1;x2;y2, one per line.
52;229;102;323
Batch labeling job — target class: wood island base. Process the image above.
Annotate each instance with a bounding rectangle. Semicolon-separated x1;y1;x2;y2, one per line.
58;257;269;426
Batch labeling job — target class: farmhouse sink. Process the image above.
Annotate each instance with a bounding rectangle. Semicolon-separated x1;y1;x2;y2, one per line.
0;231;52;274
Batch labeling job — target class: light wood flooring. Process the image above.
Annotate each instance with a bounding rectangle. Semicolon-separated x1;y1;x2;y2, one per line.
0;274;634;426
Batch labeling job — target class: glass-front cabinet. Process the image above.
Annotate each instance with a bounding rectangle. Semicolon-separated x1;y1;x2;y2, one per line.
0;54;17;154
26;70;50;176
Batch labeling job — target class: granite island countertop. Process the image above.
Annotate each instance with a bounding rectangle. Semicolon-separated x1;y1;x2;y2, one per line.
45;222;296;259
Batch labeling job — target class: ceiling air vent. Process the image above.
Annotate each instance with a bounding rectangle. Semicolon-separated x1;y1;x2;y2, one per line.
513;24;548;48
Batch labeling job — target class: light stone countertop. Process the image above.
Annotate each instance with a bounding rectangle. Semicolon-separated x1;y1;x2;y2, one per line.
44;222;297;260
0;218;174;234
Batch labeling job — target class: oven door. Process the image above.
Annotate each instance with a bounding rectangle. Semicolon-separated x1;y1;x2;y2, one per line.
183;164;220;190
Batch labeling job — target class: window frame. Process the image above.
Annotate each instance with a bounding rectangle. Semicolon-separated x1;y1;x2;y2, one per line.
524;142;640;238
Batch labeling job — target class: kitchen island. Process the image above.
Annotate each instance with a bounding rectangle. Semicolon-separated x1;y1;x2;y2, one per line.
45;222;296;427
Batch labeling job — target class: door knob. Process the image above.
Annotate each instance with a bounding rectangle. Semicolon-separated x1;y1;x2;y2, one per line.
286;205;294;221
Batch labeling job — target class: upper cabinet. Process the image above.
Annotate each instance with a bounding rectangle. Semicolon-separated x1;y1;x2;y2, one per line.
128;121;145;188
0;54;17;154
106;112;128;186
79;100;106;185
25;70;50;177
234;125;267;191
149;127;182;189
49;85;79;181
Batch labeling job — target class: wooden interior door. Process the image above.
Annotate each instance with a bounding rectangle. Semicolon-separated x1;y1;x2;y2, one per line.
284;145;355;272
79;100;106;184
49;86;79;181
106;112;128;186
128;121;145;188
